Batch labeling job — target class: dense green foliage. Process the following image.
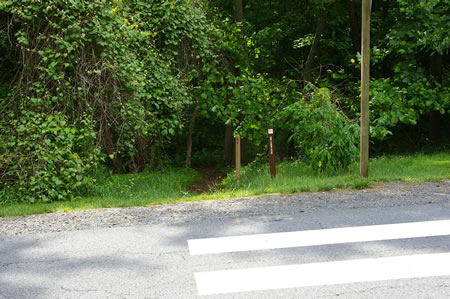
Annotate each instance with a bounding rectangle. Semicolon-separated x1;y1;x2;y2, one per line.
369;0;450;139
275;86;359;171
0;0;218;202
1;0;448;204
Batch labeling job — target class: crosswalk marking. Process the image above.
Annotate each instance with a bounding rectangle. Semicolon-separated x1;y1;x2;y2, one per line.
195;252;450;295
188;219;450;255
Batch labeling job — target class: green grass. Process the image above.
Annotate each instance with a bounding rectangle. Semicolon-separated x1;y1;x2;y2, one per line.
1;152;449;217
219;152;450;197
0;168;199;217
369;152;450;181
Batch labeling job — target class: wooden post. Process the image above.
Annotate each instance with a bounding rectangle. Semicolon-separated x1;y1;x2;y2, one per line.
235;135;241;180
268;129;276;178
360;0;371;178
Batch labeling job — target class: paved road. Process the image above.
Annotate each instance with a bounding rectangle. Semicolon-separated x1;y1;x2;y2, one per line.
1;191;449;298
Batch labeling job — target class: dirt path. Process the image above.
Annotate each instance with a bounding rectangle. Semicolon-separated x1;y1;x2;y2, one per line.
188;168;225;193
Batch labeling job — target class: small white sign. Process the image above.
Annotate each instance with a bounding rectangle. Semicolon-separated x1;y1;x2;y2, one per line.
268;129;273;134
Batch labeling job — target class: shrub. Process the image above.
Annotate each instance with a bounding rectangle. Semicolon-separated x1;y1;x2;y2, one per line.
0;0;218;203
0;112;100;203
276;87;359;171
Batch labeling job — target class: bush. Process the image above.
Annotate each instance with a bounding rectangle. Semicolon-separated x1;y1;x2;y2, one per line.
0;112;100;203
0;0;218;203
276;87;359;171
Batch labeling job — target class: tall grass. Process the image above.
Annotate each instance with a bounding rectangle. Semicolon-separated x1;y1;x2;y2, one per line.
219;161;368;197
1;152;448;217
369;152;450;181
87;168;198;205
0;168;199;217
218;152;450;197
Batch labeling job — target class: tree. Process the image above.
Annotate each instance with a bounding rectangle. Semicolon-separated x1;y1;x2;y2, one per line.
369;0;450;142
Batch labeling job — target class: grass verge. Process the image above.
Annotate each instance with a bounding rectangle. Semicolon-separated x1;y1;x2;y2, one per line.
1;152;449;217
0;168;199;217
218;151;450;197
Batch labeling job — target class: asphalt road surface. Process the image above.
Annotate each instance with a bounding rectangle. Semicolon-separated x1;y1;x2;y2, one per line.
1;184;449;298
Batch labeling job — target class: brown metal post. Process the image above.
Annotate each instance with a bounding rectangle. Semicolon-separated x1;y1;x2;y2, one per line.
268;129;276;178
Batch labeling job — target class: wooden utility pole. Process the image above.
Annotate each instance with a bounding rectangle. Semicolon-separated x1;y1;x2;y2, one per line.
360;0;371;178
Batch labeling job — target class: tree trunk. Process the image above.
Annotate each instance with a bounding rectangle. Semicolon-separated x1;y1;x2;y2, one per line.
223;0;246;166
348;0;361;79
348;0;360;55
302;9;327;82
186;102;200;168
429;53;442;143
157;145;164;170
130;136;149;173
430;53;443;82
102;126;123;173
224;124;234;164
234;0;244;22
237;114;247;163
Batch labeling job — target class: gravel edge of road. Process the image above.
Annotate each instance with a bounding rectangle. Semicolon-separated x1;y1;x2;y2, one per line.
1;180;449;237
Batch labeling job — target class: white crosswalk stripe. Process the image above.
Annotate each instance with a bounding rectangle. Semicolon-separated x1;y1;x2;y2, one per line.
195;253;450;295
188;220;450;296
188;220;450;255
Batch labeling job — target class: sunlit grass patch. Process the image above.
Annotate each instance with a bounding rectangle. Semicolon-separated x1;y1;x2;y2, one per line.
369;152;450;182
219;160;369;195
0;168;199;217
1;151;448;217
